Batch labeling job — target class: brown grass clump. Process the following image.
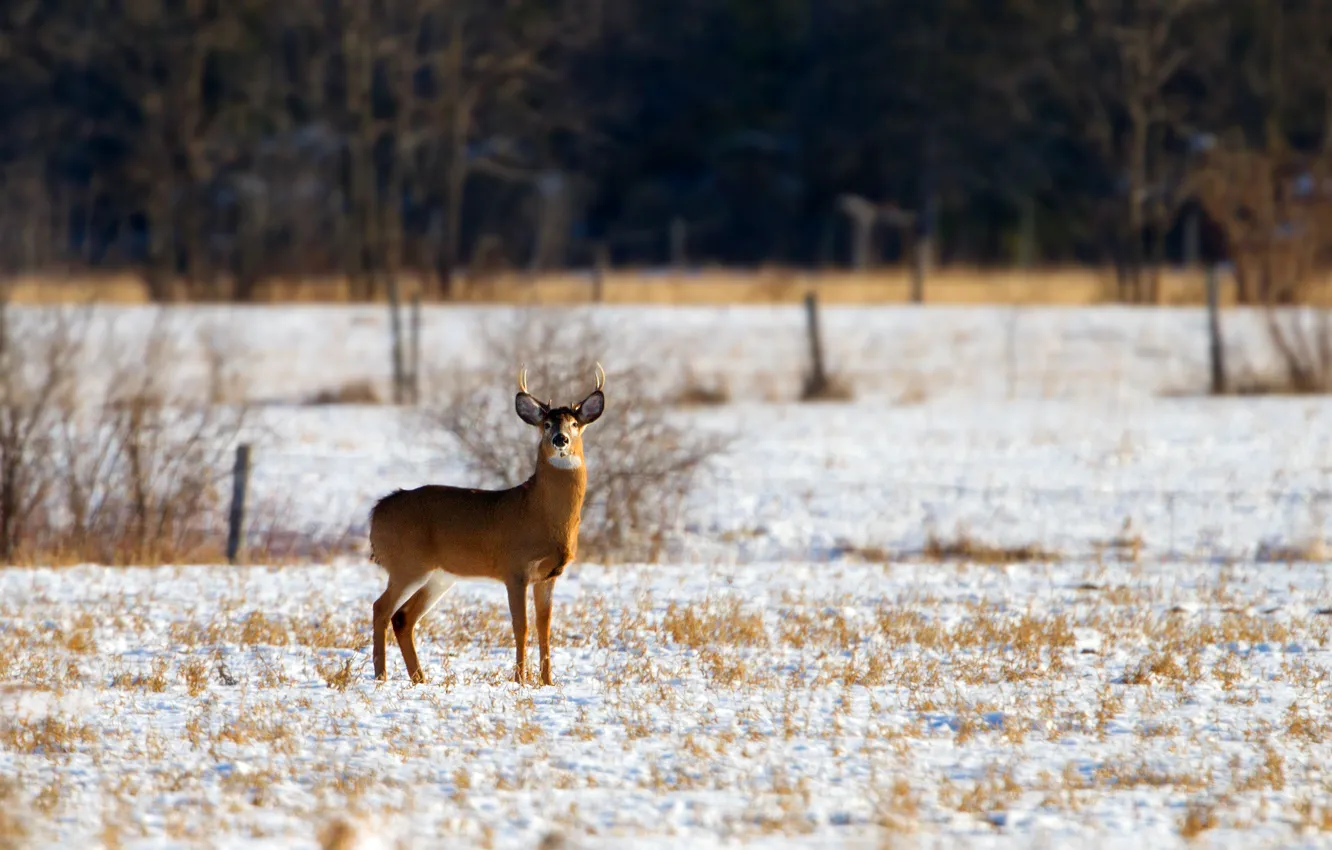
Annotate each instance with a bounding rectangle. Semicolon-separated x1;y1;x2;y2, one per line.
1179;800;1219;839
674;369;731;406
316;657;355;692
920;526;1060;565
799;374;855;403
0;715;98;757
306;380;382;406
660;597;768;649
1121;650;1185;686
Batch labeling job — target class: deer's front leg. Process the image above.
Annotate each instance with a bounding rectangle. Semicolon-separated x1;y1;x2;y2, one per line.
506;578;529;684
533;578;556;686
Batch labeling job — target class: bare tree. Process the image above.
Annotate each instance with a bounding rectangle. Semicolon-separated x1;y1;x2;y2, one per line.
1032;0;1216;302
1196;144;1332;304
407;1;599;296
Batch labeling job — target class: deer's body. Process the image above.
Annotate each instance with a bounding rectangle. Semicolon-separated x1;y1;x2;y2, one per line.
369;365;604;686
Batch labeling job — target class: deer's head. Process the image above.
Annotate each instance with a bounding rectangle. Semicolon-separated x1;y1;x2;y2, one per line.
514;363;605;470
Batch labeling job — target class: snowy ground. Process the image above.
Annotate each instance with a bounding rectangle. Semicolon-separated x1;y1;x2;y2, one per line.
2;303;1332;848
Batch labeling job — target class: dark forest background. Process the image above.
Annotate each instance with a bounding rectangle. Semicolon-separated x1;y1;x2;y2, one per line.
0;0;1329;301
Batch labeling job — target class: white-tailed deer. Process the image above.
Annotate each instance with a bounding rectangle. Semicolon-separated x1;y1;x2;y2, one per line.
368;363;605;686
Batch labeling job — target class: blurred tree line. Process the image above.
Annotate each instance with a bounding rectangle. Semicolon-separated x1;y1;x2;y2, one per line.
0;0;1329;300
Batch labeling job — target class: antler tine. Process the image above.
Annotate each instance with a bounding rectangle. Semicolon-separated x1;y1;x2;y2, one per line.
517;364;529;395
594;361;605;391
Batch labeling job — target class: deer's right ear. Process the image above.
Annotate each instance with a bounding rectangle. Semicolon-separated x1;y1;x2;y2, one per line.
515;393;547;427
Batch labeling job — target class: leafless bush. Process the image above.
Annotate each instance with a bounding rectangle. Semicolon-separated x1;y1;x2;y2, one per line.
0;303;247;564
0;304;85;560
422;309;731;562
1231;308;1332;395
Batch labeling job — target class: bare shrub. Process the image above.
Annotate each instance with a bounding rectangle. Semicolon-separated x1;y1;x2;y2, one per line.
1194;146;1332;305
421;309;730;562
52;314;248;563
1230;307;1332;394
0;304;248;564
0;304;87;560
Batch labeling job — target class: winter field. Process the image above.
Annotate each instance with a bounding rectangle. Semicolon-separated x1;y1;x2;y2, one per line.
2;302;1332;848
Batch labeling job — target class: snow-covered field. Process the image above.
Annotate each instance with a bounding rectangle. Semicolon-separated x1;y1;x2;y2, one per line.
2;303;1332;848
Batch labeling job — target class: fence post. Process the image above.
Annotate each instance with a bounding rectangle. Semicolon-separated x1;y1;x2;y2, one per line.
387;278;405;404
1006;307;1020;400
910;231;928;304
226;443;251;565
409;291;422;404
802;291;828;398
1206;265;1226;394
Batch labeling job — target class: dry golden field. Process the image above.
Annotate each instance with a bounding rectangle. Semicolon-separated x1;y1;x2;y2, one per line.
6;266;1330;306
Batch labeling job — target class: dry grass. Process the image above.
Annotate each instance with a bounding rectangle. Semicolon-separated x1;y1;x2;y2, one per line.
13;266;1332;306
799;374;855;403
2;555;1331;845
305;380;382;406
917;526;1061;565
674;369;731;407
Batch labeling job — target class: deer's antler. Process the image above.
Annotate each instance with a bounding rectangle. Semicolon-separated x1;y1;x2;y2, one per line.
594;361;605;391
518;364;529;395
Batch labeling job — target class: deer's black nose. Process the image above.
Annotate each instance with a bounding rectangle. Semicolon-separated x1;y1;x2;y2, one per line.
552;433;569;449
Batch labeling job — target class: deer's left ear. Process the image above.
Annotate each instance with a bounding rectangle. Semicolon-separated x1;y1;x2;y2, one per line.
574;390;604;426
516;393;548;427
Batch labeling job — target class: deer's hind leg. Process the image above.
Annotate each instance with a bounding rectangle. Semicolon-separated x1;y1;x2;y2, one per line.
372;574;429;681
392;572;457;684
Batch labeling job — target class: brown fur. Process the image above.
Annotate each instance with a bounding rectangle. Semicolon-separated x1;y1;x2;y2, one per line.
368;368;604;686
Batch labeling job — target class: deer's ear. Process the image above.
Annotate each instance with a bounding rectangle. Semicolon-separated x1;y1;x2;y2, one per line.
515;393;548;426
574;390;604;426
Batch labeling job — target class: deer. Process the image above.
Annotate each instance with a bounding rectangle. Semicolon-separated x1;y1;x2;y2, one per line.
367;363;605;687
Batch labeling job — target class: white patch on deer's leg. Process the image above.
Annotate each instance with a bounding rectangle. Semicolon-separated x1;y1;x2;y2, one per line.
415;572;457;621
547;453;583;470
387;575;431;618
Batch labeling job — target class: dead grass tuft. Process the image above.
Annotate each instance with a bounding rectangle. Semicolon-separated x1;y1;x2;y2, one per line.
920;526;1060;564
674;370;731;406
799;373;854;403
1122;650;1185;686
661;597;768;649
306;380;382;406
316;657;355;692
1179;800;1219;839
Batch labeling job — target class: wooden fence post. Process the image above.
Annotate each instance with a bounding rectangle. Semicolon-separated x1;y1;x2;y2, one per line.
387;278;405;404
911;231;928;304
226;443;251;565
802;291;828;398
1206;265;1226;394
409;291;422;404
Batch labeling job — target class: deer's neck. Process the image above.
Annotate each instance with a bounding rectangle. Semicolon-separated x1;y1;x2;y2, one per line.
525;452;588;522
